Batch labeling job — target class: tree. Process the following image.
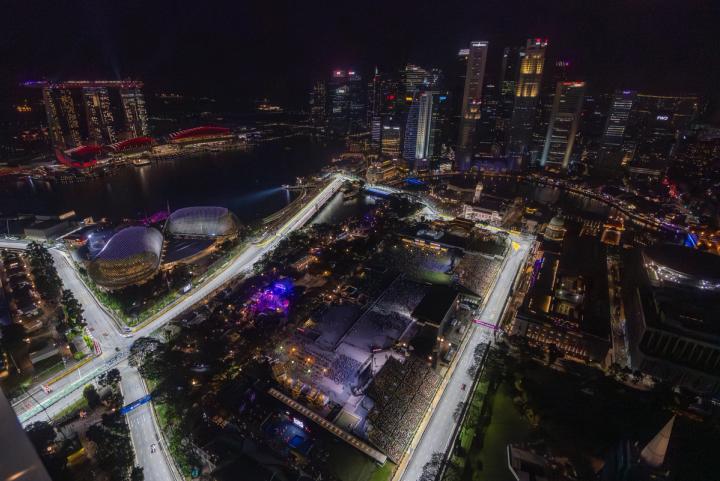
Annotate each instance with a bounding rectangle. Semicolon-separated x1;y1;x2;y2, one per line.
83;384;101;409
87;422;134;481
129;337;162;368
169;264;192;290
25;421;57;451
98;368;121;389
130;466;144;481
419;452;445;481
61;289;85;332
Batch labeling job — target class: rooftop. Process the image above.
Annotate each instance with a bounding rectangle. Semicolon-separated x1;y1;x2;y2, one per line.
412;285;457;326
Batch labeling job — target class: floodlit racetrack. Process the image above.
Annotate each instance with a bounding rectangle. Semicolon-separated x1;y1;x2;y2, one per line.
397;234;531;481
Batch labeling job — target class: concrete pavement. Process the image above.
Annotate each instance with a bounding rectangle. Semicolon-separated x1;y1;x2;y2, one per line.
120;364;179;481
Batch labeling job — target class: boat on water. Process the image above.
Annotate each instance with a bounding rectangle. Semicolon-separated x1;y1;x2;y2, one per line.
132;157;152;166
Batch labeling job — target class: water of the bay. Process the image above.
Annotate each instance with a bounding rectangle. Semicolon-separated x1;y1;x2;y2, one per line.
0;137;345;223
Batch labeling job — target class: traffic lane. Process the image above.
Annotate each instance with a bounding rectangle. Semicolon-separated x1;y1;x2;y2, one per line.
50;249;124;350
120;365;174;481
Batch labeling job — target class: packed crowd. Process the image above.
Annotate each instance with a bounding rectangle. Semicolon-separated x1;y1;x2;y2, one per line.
454;254;502;300
366;356;441;461
329;353;362;385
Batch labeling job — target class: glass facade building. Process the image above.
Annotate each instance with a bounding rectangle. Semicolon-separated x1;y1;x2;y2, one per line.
165;206;240;238
88;226;163;290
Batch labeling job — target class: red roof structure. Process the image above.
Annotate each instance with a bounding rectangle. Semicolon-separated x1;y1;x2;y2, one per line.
106;136;153;152
168;125;232;142
55;146;102;168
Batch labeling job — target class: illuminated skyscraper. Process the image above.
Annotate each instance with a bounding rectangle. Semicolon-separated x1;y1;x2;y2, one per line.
42;87;81;148
416;91;443;161
625;93;699;176
495;46;520;152
120;87;149;138
402;64;430;94
403;99;420;163
405;91;445;169
457;41;489;170
381;124;401;158
476;79;500;154
368;67;382;124
534;60;571;157
30;80;147;147
327;69;365;136
83;87;116;145
602;90;637;147
507;38;548;161
540;81;586;170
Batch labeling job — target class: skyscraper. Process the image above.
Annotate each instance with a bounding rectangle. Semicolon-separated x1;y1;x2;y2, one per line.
381;124;401;158
402;64;430;95
83;87;116;145
625;94;699;176
368;67;382;125
416;91;443;162
30;80;148;147
119;87;149;138
476;79;500;155
540;81;586;170
457;41;489;170
507;38;548;162
403;99;420;164
534;60;571;157
327;70;365;136
404;91;446;169
309;80;327;128
602;90;637;147
496;46;520;152
42;87;81;148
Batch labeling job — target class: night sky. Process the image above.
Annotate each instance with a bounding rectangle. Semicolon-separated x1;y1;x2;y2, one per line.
2;0;719;108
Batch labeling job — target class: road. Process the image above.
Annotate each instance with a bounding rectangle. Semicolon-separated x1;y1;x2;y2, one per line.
119;364;178;481
2;175;345;481
399;235;532;481
9;175;344;423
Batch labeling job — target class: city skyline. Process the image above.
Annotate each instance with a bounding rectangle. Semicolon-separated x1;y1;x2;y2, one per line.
1;1;719;111
2;4;720;481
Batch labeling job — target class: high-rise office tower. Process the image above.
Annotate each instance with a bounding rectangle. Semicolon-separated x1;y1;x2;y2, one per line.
368;67;382;124
119;87;149;138
402;64;430;95
404;91;445;169
83;87;116;145
540;81;586;170
602;90;637;147
496;46;520;151
476;79;500;154
403;99;420;164
416;91;443;161
327;70;365;136
625;94;699;176
42;87;81;148
456;41;489;170
499;46;520;97
381;124;402;158
309;81;327;128
507;38;548;162
534;60;571;156
371;116;383;152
